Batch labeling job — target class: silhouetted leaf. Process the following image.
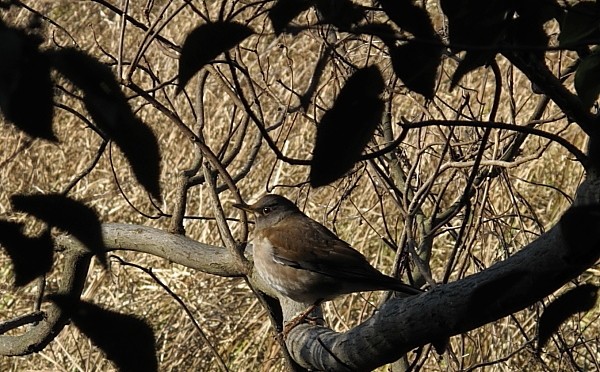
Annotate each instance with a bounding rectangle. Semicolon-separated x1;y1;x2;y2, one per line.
0;221;53;286
269;0;313;34
450;52;492;89
0;26;55;141
178;22;253;91
560;205;600;263
310;66;384;187
440;0;511;86
558;204;600;271
375;1;441;95
574;51;600;108
558;2;600;48
389;41;442;98
51;48;162;200
506;2;554;73
314;0;364;29
508;16;549;63
516;0;561;24
49;295;158;372
538;284;598;350
561;205;600;238
378;0;435;38
109;115;163;200
441;0;511;48
11;194;107;267
51;48;130;134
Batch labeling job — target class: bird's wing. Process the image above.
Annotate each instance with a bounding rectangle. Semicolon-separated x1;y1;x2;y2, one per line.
265;217;386;281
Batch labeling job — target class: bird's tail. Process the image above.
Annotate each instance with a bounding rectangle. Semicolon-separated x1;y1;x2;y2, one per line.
381;275;423;295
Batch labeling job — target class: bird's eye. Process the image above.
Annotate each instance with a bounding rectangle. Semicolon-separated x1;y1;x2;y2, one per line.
262;207;272;214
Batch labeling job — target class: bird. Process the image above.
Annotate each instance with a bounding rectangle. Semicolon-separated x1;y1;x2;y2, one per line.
233;194;422;306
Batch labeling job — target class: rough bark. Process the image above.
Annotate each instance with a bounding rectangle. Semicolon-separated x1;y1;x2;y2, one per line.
0;247;91;355
280;176;600;370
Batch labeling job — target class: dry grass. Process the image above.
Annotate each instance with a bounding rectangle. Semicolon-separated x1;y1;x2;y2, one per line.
1;1;599;371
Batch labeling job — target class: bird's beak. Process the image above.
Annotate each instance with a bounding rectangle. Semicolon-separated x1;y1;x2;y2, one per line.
232;201;253;213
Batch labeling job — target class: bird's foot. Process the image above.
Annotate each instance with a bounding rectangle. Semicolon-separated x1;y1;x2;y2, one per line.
282;304;318;339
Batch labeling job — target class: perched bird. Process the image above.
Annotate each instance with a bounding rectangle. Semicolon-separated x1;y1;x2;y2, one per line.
233;194;422;306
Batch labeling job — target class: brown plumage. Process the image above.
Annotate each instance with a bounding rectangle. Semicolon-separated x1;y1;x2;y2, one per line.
234;194;421;304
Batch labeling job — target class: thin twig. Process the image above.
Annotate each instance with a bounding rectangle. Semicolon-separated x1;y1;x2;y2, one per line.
0;312;45;335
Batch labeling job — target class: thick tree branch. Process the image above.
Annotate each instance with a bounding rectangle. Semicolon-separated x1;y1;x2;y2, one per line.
0;248;91;356
282;176;600;371
0;223;277;358
58;223;245;278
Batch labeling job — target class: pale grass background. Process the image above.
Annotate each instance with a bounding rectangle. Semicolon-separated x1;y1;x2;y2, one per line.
1;1;598;371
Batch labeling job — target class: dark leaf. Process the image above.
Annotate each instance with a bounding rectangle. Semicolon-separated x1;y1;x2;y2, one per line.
378;0;435;38
310;66;384;187
440;0;510;86
11;194;107;267
314;0;364;29
516;0;561;24
587;137;600;170
442;1;536;88
49;295;158;372
574;51;600;108
538;284;599;350
508;17;549;62
51;48;131;137
560;205;600;263
450;51;493;89
0;27;55;141
558;2;600;48
178;22;253;91
51;48;122;110
389;40;442;98
110;115;163;201
440;0;511;50
269;0;314;34
51;48;162;200
0;221;53;286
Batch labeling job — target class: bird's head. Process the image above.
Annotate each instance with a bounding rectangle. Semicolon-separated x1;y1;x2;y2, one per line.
233;194;300;229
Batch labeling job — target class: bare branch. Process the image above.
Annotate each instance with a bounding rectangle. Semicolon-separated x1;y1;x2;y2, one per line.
0;248;91;356
0;312;44;335
57;223;244;277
